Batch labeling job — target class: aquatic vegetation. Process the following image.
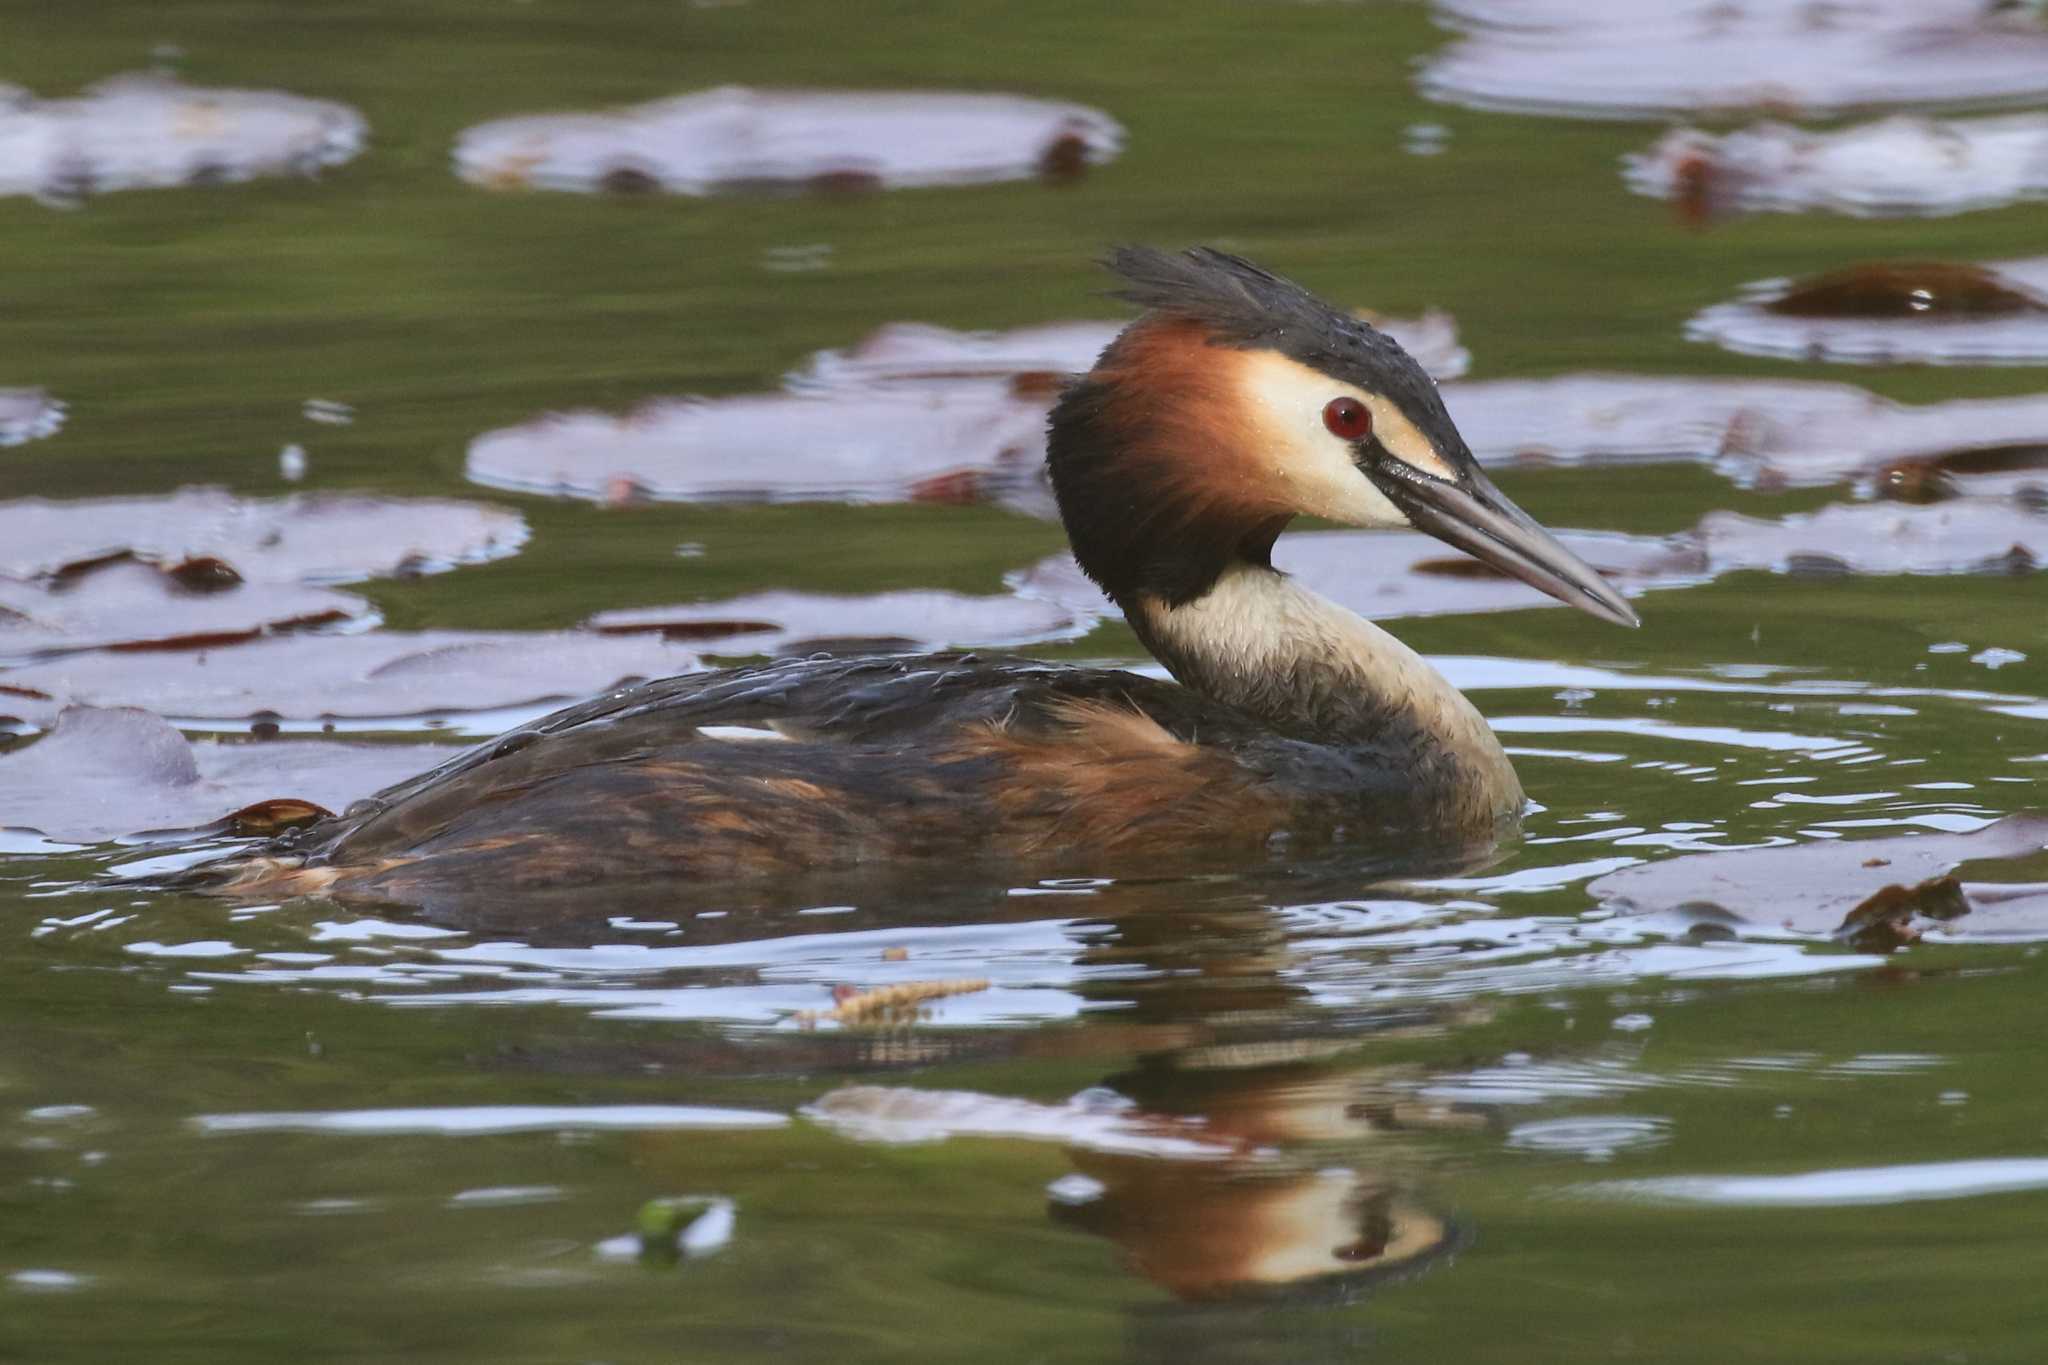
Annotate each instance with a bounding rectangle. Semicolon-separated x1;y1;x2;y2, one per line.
0;630;702;725
0;388;63;446
0;491;528;660
587;589;1087;654
1421;0;2048;119
1443;374;2048;488
453;86;1124;195
1587;813;2048;946
1625;116;2048;220
0;489;527;585
464;384;1053;508
1694;498;2048;577
0;705;443;845
1687;257;2048;364
0;72;365;204
0;558;368;661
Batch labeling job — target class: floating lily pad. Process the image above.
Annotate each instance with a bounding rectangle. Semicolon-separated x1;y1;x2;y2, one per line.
588;589;1088;655
1432;0;1962;32
1012;527;1695;623
1695;498;2048;576
1625;115;2048;220
1422;0;2048;119
1586;813;2048;944
0;389;63;446
1441;374;2048;491
454;86;1123;195
464;384;1052;507
0;72;365;204
0;489;528;585
0;705;444;846
1687;257;2048;364
0;630;702;724
0;561;368;663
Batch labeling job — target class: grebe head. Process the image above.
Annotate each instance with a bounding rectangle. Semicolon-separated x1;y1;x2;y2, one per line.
1047;246;1639;627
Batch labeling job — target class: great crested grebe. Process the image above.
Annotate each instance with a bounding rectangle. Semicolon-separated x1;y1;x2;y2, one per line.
214;247;1637;903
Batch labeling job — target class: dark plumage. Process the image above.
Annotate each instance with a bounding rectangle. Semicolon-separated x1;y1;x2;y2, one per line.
208;654;1453;908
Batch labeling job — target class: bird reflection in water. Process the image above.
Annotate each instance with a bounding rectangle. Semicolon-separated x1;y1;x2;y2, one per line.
1041;893;1485;1305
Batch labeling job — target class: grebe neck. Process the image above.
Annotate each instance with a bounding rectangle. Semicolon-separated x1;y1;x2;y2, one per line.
1125;563;1523;810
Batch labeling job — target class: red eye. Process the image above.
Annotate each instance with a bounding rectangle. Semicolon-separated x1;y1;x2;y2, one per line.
1322;397;1372;441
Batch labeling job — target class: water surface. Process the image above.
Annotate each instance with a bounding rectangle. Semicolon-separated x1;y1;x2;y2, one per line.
4;2;2048;1360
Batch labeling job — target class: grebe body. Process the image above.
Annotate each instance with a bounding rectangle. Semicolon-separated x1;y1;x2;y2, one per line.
217;248;1635;902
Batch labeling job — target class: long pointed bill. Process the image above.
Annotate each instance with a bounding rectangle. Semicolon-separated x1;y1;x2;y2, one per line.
1378;466;1641;627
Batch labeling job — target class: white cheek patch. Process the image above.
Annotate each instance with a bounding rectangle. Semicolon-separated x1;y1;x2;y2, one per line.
1232;350;1444;529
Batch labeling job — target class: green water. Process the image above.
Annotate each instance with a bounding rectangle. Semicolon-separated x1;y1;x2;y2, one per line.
5;2;2048;1360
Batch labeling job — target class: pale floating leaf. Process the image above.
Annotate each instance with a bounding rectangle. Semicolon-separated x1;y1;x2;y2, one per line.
1587;813;2048;942
588;588;1087;655
0;72;365;203
465;384;1051;507
0;561;368;663
0;489;528;584
1696;498;2048;576
1625;115;2048;219
1441;373;2048;491
0;630;702;724
454;85;1123;194
1422;1;2048;119
0;705;446;845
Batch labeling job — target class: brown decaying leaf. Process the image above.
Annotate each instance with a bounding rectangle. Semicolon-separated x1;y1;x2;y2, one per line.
794;978;991;1026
